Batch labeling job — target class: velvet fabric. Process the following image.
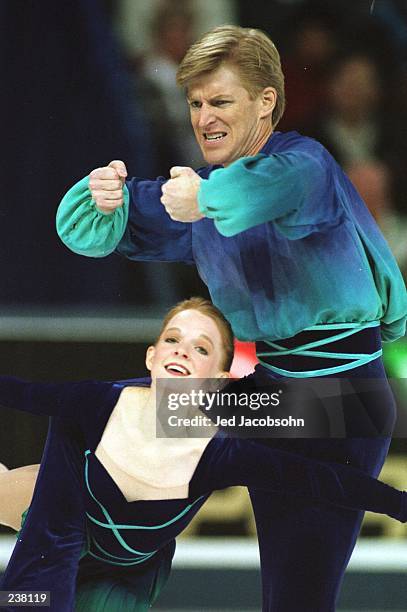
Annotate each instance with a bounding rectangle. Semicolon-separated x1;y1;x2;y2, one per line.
0;377;173;611
0;374;405;611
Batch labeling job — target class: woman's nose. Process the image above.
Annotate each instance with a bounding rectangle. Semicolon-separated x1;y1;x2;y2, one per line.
174;348;189;359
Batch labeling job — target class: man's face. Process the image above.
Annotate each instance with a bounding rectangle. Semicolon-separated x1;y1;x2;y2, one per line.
187;64;274;166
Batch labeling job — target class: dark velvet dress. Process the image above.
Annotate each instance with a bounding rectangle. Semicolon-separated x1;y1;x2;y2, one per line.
0;375;405;611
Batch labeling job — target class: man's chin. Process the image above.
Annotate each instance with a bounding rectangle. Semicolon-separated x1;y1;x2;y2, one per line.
202;150;229;166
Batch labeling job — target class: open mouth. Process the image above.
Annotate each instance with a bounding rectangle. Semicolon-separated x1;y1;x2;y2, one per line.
204;132;227;142
164;363;191;376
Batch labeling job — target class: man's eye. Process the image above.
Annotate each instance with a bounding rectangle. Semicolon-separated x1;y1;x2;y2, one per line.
196;346;208;355
214;100;229;106
189;101;201;109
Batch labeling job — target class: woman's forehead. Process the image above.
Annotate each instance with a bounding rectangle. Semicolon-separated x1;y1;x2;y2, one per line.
164;310;221;338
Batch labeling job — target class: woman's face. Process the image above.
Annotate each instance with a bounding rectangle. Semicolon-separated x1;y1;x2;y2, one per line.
146;309;230;381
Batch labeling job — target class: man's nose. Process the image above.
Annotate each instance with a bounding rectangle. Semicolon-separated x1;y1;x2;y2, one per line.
198;104;216;129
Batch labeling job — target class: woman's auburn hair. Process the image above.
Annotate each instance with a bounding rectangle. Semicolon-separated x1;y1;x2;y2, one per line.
176;25;286;127
157;297;234;371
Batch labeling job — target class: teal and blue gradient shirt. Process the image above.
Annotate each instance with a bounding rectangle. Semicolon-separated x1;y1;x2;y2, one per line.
57;131;407;342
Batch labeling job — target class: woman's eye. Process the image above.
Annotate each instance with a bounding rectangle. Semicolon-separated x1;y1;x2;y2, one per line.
165;337;178;344
196;346;208;355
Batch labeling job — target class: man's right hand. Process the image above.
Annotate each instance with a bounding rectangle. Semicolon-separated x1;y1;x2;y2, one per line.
88;160;128;214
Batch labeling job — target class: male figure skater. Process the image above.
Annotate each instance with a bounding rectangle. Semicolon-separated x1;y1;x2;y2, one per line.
57;26;407;611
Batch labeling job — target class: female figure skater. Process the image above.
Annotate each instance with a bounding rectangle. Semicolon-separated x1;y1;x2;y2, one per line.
0;298;406;611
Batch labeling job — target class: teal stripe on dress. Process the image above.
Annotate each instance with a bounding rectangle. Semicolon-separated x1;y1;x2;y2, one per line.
89;538;156;566
91;537;155;562
84;451;158;557
84;451;205;558
88;550;153;567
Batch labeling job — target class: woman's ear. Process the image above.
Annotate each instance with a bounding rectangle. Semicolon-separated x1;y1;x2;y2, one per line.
145;345;155;371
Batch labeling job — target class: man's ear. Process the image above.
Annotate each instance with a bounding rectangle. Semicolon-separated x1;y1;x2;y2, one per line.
145;345;155;371
260;87;276;119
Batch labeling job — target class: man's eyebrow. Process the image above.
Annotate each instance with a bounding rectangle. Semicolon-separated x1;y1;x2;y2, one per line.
187;94;232;102
209;95;232;102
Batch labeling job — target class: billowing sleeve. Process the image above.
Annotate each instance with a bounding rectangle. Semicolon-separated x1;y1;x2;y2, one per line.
197;151;330;237
56;176;129;257
56;175;194;264
0;377;119;419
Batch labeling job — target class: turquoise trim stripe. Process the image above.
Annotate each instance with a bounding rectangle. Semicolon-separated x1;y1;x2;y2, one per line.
258;322;380;358
84;450;205;563
84;450;158;556
88;550;152;567
92;537;153;561
90;537;156;566
260;349;380;360
258;350;382;378
256;321;382;378
85;451;204;530
305;322;380;330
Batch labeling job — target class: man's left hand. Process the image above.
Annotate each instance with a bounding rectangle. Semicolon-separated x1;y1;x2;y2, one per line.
160;167;204;222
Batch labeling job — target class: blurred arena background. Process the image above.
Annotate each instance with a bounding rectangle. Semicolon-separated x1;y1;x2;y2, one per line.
1;1;406;610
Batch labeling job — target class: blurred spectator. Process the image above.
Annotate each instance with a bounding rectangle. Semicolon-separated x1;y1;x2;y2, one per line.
278;5;340;131
141;2;204;168
347;162;407;279
310;53;384;166
115;0;237;59
305;51;405;217
304;49;407;276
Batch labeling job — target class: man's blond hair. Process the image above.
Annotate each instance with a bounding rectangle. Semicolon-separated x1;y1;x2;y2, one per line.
176;25;285;127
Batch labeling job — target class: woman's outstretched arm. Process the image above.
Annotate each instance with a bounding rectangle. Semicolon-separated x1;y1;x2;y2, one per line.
191;437;406;522
0;376;120;418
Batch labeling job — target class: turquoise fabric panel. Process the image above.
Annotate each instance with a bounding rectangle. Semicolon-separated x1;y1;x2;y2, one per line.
56;176;129;257
197;151;329;237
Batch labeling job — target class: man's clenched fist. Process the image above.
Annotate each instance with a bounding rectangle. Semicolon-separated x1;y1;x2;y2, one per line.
160;167;204;222
88;160;128;214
